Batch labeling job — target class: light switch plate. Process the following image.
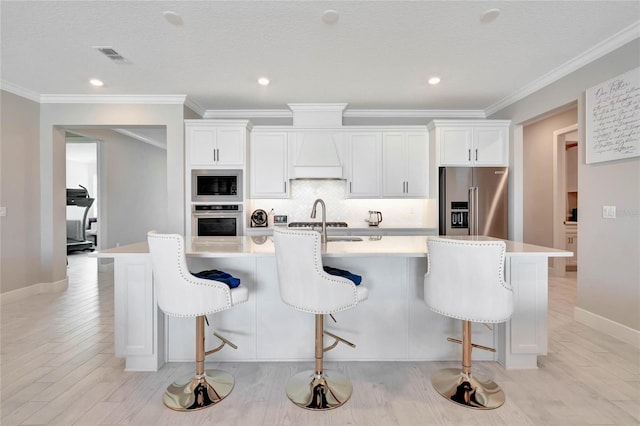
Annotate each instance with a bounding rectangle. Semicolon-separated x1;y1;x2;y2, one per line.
602;205;616;219
0;207;6;217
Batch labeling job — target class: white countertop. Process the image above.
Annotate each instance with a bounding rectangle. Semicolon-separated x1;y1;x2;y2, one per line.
95;235;572;258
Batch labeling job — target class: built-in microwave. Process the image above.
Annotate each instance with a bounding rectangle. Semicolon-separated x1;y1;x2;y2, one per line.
192;169;243;202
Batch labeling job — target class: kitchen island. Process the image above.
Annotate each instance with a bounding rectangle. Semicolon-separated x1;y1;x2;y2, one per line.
96;235;571;372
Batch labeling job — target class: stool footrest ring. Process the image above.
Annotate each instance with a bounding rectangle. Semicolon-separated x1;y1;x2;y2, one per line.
205;332;238;356
323;330;356;352
446;337;496;353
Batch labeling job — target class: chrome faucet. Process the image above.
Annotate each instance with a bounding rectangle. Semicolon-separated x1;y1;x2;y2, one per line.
310;198;327;243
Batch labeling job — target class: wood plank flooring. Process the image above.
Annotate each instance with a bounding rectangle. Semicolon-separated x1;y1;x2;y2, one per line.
1;254;638;425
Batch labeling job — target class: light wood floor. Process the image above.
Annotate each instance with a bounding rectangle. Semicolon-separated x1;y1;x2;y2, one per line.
1;254;638;425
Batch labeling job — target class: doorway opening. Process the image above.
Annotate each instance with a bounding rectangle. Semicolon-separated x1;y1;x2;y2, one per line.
66;135;98;253
552;124;579;276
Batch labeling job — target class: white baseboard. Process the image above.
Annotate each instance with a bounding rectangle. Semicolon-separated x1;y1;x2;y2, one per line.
0;277;69;304
574;307;640;349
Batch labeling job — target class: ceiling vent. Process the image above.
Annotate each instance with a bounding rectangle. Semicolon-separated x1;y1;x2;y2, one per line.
94;46;126;62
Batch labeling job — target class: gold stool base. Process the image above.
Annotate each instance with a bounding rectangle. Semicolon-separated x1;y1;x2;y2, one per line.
286;370;353;410
431;368;505;410
163;369;234;411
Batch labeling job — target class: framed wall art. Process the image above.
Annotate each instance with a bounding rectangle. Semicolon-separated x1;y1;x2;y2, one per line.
586;67;639;164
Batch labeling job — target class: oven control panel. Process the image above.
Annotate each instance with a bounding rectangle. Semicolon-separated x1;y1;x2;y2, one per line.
193;204;242;212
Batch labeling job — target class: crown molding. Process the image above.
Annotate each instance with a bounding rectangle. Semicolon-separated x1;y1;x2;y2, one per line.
0;80;40;102
39;94;187;104
204;108;486;119
203;109;292;119
343;109;486;118
485;20;640;116
184;97;205;117
113;128;167;150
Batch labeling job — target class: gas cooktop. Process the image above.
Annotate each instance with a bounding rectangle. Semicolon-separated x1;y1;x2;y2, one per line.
287;221;348;228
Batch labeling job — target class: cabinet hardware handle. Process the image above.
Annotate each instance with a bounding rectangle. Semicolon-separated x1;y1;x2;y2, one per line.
284;181;287;192
406;181;409;193
350;182;352;193
468;149;471;161
475;149;478;161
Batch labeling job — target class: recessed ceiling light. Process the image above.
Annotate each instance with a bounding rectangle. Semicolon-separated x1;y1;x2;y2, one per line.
322;9;339;25
428;76;441;85
480;8;501;23
89;78;104;87
258;77;270;86
163;11;183;26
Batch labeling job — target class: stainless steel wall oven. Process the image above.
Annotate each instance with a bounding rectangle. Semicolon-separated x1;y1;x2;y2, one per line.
192;204;243;237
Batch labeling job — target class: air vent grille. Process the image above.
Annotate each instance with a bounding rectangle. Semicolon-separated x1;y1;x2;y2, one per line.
94;46;126;62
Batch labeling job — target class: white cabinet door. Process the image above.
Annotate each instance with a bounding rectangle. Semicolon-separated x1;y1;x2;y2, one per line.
439;127;473;166
405;132;429;197
186;121;247;168
383;132;429;197
565;227;578;267
382;132;407;196
188;126;217;166
216;127;245;166
346;132;381;198
250;132;289;198
474;126;508;166
432;120;510;167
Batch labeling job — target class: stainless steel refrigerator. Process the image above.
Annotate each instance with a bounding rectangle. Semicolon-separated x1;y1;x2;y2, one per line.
438;167;508;239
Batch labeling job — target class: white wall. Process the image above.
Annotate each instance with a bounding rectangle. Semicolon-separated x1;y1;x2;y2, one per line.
0;91;42;293
490;39;640;334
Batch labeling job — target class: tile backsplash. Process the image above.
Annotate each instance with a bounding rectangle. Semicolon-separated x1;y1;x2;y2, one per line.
247;180;436;228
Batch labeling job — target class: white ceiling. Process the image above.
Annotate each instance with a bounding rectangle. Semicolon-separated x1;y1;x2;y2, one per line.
1;1;639;115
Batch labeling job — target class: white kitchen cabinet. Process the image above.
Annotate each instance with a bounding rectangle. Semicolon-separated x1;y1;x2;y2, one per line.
250;131;289;198
346;132;382;198
185;120;249;168
382;131;429;198
429;120;510;167
565;225;578;268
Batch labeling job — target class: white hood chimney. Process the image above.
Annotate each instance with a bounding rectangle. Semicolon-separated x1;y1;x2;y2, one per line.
288;103;347;179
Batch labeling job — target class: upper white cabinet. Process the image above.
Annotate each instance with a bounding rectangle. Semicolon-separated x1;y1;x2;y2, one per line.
250;131;289;198
429;120;510;167
382;131;429;197
185;120;250;168
346;132;382;198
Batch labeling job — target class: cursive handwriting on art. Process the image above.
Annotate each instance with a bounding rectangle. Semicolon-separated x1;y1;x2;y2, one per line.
590;75;640;156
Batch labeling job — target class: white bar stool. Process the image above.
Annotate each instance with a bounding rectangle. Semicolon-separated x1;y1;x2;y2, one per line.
424;237;513;410
273;227;368;410
147;231;249;411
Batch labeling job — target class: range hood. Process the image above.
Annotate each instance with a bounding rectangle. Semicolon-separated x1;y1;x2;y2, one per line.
289;103;347;179
291;132;344;179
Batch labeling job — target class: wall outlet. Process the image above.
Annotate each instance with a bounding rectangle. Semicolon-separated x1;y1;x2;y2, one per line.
0;207;6;217
602;205;616;219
